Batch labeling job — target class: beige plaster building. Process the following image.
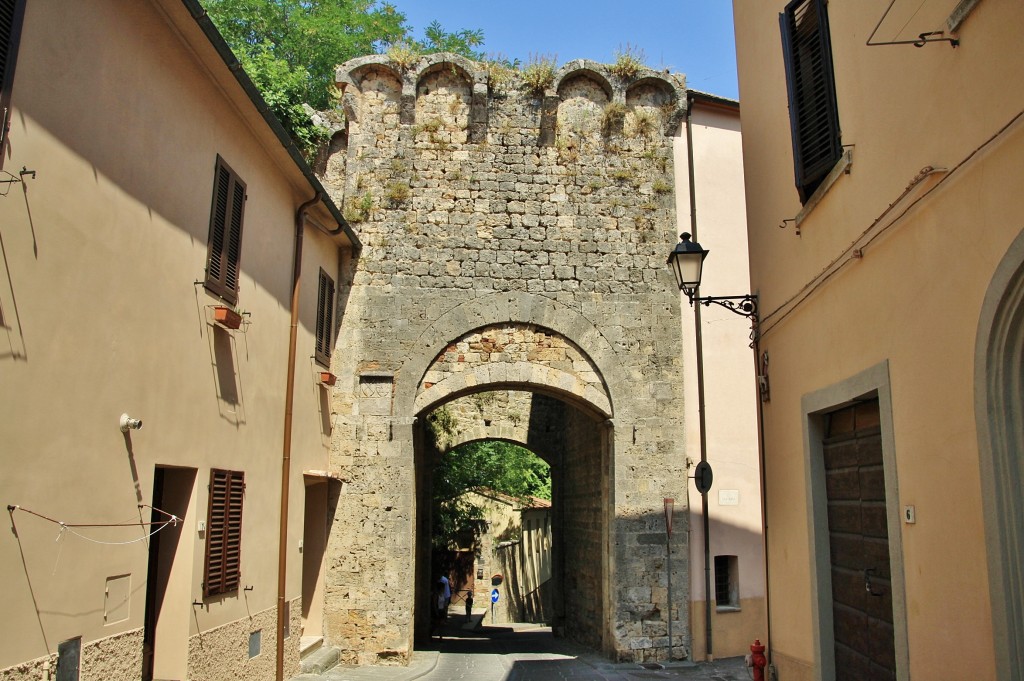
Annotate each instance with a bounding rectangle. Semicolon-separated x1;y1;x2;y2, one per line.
733;0;1024;679
674;93;766;660
0;1;357;679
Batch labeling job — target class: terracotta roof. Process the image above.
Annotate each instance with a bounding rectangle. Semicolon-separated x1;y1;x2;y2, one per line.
472;487;552;510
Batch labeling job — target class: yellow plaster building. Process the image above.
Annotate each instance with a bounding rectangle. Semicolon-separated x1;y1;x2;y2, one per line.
733;0;1024;679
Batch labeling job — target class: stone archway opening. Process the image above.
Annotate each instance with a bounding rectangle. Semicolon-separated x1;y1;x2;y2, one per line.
414;387;612;652
411;323;616;654
426;432;552;629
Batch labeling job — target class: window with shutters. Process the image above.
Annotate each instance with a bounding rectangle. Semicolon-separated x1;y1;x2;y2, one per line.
0;0;28;170
314;267;335;368
780;0;842;204
204;157;246;305
203;468;244;597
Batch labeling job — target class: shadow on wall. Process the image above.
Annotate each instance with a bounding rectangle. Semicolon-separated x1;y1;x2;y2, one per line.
207;324;246;425
495;543;552;624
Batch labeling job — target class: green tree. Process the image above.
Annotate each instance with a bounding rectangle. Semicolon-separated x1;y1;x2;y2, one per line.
432;440;551;550
201;0;484;157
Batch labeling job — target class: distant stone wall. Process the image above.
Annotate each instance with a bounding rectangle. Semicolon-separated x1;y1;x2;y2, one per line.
324;53;691;663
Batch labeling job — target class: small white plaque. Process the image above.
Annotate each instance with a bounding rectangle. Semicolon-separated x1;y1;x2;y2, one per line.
718;489;740;506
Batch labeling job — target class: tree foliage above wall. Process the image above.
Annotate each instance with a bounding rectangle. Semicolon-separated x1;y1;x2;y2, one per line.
201;0;484;157
433;440;551;550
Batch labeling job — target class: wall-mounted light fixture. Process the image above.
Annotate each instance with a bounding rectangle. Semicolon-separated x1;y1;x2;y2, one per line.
119;414;143;432
667;233;758;321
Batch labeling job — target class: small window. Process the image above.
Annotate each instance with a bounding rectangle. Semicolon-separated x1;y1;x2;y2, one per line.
780;0;842;204
204;157;246;305
204;469;244;597
714;554;740;609
314;267;335;368
0;0;28;170
56;637;81;681
248;629;261;659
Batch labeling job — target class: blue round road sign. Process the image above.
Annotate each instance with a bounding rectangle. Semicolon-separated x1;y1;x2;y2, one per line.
490;588;499;603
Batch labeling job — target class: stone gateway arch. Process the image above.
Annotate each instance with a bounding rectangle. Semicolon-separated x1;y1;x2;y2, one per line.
319;53;691;664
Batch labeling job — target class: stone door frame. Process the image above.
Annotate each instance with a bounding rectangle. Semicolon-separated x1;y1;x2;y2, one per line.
800;361;910;681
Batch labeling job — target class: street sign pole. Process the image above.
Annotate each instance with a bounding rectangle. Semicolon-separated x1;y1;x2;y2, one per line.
665;498;674;661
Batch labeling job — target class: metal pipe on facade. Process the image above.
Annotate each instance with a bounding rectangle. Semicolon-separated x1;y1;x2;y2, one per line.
752;341;774;671
685;91;714;663
276;191;322;681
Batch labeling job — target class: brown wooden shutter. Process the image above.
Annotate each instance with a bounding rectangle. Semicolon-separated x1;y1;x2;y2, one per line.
315;268;335;367
204;468;244;597
0;0;27;170
780;0;842;204
204;157;246;305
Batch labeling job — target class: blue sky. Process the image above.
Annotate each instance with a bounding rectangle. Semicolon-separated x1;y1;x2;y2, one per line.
393;1;739;100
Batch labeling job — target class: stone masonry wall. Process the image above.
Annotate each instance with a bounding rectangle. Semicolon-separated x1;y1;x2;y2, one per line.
323;53;692;662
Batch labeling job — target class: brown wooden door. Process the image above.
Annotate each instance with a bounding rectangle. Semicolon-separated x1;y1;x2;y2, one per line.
824;400;897;681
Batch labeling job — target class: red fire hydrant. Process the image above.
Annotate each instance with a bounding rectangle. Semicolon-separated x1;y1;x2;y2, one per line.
750;639;767;681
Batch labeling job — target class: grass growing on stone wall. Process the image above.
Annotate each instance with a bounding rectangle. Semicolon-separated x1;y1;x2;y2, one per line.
652;178;672;195
610;166;634;183
601;102;627;138
387;42;421;71
482;54;519;94
386;181;410;204
522;54;557;97
413;118;443;136
641;148;669;173
555;135;580;164
343;192;373;223
626;108;659;139
610;44;646;80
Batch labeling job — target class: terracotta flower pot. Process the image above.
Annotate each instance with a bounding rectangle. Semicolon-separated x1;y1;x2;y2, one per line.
320;372;337;386
213;306;243;330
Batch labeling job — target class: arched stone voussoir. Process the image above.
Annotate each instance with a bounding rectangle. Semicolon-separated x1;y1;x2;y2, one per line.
414;52;485;86
553;60;614;101
335;55;402;90
401;293;620;391
413;361;613;418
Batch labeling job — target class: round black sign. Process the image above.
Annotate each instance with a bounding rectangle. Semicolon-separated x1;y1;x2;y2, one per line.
694;461;714;494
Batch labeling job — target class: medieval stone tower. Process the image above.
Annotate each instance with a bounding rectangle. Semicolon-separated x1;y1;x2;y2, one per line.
318;52;692;664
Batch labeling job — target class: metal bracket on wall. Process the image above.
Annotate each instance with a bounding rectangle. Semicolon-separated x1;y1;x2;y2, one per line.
867;0;960;48
0;167;36;197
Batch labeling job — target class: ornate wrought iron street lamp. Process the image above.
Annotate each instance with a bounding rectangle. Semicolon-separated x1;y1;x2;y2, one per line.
667;232;758;662
668;233;758;320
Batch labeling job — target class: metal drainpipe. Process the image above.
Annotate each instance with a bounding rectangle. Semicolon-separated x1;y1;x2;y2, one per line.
752;340;774;670
276;192;322;681
684;92;714;662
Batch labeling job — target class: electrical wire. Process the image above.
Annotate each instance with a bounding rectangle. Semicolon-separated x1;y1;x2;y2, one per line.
8;503;181;546
760;107;1024;340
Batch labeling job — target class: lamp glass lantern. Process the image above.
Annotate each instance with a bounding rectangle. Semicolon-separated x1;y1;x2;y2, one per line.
667;232;709;292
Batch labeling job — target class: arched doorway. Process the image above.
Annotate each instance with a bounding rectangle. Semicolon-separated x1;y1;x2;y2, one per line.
975;228;1024;680
411;324;615;651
